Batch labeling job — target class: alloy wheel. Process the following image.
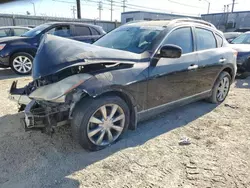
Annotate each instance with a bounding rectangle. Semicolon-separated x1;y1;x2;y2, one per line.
12;56;32;74
217;76;230;102
87;104;125;146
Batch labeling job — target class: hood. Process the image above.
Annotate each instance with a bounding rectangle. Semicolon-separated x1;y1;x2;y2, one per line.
32;34;143;79
229;44;250;52
0;36;28;43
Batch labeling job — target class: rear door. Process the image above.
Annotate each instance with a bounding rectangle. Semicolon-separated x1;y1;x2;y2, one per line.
72;25;97;43
194;27;226;92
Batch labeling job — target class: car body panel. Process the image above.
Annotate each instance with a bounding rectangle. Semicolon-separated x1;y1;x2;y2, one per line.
230;44;250;72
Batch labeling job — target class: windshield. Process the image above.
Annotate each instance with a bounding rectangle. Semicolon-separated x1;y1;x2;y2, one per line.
231;33;250;44
94;26;165;54
21;24;50;37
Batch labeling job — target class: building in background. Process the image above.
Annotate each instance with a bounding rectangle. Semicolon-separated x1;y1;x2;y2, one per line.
121;11;200;24
202;11;250;32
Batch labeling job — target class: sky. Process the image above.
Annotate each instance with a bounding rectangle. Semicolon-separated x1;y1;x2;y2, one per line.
0;0;250;21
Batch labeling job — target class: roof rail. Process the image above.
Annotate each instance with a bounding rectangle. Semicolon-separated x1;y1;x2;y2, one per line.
169;18;216;28
124;20;146;25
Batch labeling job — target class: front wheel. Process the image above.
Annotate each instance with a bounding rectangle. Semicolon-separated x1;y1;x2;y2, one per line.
71;95;130;151
10;52;33;75
208;71;231;104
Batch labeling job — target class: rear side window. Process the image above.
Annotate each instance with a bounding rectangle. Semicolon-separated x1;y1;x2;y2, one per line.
14;28;29;36
215;34;223;47
195;28;216;50
90;27;100;35
0;29;11;37
163;27;193;54
74;25;91;36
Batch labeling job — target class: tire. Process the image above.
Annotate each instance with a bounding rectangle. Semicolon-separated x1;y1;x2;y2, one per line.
208;71;231;104
10;52;33;75
236;72;250;79
71;95;130;151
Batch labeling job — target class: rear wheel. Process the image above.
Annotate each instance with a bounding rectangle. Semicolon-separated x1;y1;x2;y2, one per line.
208;71;231;104
71;95;130;151
10;52;33;75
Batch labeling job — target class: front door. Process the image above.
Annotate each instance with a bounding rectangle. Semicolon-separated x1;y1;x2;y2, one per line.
147;27;200;109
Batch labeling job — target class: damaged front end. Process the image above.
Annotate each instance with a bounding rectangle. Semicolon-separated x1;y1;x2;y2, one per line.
9;34;137;133
10;73;92;132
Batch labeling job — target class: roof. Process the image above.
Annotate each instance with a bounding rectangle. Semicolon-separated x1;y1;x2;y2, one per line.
125;18;215;29
122;10;200;18
44;22;102;28
126;20;171;27
0;26;31;29
202;10;250;16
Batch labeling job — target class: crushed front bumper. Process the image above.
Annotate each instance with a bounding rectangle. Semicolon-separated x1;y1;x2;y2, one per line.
23;100;70;131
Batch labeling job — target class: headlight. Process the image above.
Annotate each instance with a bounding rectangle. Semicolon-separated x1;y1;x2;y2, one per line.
29;74;92;102
0;43;6;50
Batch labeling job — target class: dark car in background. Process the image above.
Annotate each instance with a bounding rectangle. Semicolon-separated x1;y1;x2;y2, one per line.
0;22;106;75
224;32;242;43
230;32;250;78
234;27;250;33
0;26;31;38
10;19;237;151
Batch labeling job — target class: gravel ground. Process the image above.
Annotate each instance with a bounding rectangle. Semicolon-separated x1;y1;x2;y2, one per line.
0;68;250;188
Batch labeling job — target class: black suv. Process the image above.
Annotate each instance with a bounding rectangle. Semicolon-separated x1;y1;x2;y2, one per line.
10;19;237;151
0;22;106;75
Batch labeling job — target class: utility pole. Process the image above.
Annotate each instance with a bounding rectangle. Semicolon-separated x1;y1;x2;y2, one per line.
232;0;236;12
110;0;113;21
122;0;127;12
76;0;81;19
97;1;103;20
29;2;36;16
71;6;76;19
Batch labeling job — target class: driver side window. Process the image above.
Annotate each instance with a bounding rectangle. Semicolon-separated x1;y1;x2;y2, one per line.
47;25;71;37
163;27;194;54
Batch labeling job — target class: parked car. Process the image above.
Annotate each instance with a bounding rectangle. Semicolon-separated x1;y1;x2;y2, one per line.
9;19;237;151
230;32;250;78
234;27;250;32
0;22;106;75
224;32;242;43
0;26;31;38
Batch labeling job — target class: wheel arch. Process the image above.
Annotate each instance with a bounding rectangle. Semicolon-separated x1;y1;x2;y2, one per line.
10;48;36;59
74;87;138;131
213;65;235;87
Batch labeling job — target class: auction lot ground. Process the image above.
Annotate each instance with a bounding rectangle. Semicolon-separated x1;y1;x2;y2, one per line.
0;68;250;188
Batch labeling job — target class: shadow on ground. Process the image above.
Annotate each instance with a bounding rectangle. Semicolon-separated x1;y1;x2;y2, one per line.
0;68;27;80
0;101;217;188
235;76;250;89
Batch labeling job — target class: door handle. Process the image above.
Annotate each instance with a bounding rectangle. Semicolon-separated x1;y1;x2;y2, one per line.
188;64;198;70
219;58;226;63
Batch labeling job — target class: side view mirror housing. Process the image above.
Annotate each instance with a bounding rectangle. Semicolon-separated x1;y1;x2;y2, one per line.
160;44;182;58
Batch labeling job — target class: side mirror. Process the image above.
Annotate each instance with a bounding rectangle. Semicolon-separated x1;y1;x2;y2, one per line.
160;44;182;58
